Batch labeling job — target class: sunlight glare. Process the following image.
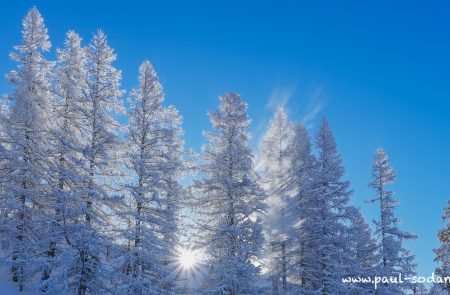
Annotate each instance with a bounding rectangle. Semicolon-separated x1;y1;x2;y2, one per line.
178;249;198;269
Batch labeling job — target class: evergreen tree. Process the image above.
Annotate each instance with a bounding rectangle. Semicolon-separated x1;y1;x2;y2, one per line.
435;201;450;295
285;122;316;294
194;93;265;294
0;7;54;291
345;207;377;295
369;148;417;295
307;118;353;294
257;107;293;294
71;29;125;294
42;30;103;293
0;6;428;295
116;61;184;294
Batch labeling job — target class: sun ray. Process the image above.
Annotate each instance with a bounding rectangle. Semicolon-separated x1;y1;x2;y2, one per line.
178;249;198;269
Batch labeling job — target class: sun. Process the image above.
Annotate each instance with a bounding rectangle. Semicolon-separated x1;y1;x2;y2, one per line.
178;249;198;269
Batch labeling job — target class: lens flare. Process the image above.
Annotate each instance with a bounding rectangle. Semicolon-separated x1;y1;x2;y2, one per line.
178;249;198;269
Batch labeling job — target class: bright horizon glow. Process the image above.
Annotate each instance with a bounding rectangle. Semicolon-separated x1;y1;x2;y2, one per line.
178;249;198;269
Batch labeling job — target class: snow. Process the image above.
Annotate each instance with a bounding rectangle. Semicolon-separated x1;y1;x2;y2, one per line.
0;7;426;294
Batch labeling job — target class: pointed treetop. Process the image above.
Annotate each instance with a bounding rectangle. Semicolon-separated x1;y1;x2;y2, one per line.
269;106;291;135
315;117;349;183
274;105;287;117
269;106;289;127
257;104;293;175
317;117;332;138
210;92;250;130
21;7;51;51
261;105;292;146
65;30;82;50
316;117;337;155
218;92;247;111
371;147;396;186
140;60;154;73
56;31;86;69
93;29;107;43
138;60;163;104
89;29;116;63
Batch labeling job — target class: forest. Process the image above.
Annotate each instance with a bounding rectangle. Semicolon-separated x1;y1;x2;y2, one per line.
1;7;450;295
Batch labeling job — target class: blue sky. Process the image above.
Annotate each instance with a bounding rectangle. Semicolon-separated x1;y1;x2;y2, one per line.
1;0;450;281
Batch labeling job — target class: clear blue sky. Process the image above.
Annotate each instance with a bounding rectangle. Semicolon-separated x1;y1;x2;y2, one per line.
1;0;449;281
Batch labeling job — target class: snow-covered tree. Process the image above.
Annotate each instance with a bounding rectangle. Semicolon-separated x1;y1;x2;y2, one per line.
369;148;417;294
158;104;185;274
257;107;293;294
430;283;449;295
305;118;354;294
116;61;184;294
84;29;125;222
0;6;430;295
344;207;377;294
435;201;450;295
285;122;316;294
194;93;265;294
40;30;105;293
69;29;125;294
0;7;54;291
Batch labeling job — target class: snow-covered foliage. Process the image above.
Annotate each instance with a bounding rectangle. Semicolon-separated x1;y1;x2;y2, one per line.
435;200;450;294
429;283;449;295
369;148;417;295
344;207;378;294
0;7;54;292
41;29;99;293
193;93;265;294
284;122;316;294
115;61;184;294
57;28;127;295
257;107;293;293
301;118;354;294
0;7;425;295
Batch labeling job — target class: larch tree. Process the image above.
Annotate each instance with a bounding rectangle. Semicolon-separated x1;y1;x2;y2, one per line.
286;122;316;294
42;30;100;293
117;60;184;294
435;201;450;295
158;104;185;282
308;118;353;294
72;29;125;295
257;107;293;294
0;7;54;292
0;5;431;295
369;148;417;295
194;93;265;294
345;207;377;295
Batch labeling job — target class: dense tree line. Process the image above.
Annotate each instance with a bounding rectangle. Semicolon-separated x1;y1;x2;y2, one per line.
2;7;443;295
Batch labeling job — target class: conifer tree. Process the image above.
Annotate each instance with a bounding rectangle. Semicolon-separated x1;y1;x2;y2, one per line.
257;107;293;294
71;29;125;295
435;201;450;295
117;61;184;294
194;93;265;294
0;7;54;291
345;208;377;294
285;122;316;294
41;30;101;293
308;118;353;294
369;148;417;295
